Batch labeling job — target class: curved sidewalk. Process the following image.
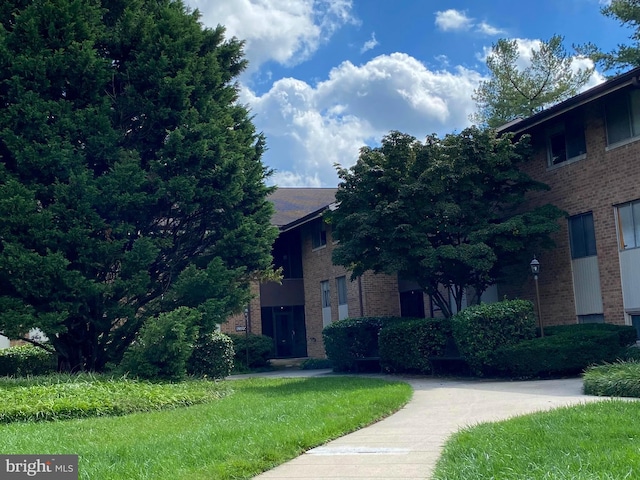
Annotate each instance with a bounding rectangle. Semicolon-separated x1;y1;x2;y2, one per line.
253;372;604;480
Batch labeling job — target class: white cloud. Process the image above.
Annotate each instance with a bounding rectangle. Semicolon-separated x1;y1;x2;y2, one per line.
435;9;504;36
435;9;473;32
243;54;484;186
476;21;506;36
360;32;379;54
185;0;355;71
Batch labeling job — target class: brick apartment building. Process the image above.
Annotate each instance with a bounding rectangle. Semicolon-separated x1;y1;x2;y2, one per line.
221;188;415;358
498;66;640;335
224;66;640;359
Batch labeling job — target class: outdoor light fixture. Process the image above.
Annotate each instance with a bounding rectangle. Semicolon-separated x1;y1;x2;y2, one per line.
530;256;543;337
530;256;540;277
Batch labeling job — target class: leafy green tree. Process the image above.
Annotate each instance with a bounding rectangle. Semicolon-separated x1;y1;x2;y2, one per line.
0;0;278;371
472;35;593;128
577;0;640;72
328;128;564;318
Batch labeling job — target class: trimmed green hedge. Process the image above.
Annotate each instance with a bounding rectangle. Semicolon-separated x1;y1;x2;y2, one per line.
492;330;625;378
323;317;399;372
583;360;640;397
228;333;274;369
544;323;637;347
0;344;57;377
379;318;452;374
452;299;536;376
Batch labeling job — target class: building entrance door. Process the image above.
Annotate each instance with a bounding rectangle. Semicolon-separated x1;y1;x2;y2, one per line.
274;310;295;357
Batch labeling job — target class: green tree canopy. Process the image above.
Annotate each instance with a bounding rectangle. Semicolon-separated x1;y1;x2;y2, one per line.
577;0;640;73
328;128;564;318
472;35;593;128
0;0;278;371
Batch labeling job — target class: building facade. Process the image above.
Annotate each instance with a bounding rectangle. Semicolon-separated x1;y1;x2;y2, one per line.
499;67;640;335
220;188;433;358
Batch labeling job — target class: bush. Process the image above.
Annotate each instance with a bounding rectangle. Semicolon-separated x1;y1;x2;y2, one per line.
452;299;536;376
119;307;199;381
583;361;640;397
544;323;637;347
187;332;234;379
0;344;57;377
379;318;452;374
323;317;399;372
228;333;274;369
492;330;625;378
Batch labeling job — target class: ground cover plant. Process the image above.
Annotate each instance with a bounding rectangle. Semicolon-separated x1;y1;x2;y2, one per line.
0;376;411;479
432;400;640;479
0;374;230;423
583;360;640;397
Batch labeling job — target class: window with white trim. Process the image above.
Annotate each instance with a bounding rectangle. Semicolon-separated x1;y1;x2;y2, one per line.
617;199;640;250
546;115;586;166
321;280;330;308
569;212;597;259
311;218;327;249
605;89;640;145
336;276;348;306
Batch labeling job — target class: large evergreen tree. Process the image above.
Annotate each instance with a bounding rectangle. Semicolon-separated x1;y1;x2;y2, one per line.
328;128;564;318
0;0;278;371
472;35;593;128
577;0;640;72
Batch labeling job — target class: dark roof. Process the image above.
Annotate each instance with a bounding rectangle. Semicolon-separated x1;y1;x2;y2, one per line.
269;187;337;230
497;66;640;135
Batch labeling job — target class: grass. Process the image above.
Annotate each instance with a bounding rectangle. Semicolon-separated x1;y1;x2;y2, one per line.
432;400;640;480
0;375;411;479
583;360;640;397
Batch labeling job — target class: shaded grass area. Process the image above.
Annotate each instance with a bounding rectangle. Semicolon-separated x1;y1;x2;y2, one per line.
0;374;230;422
0;376;412;479
432;400;640;480
583;360;640;397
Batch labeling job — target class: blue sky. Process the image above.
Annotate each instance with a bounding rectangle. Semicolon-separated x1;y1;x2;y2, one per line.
184;0;630;187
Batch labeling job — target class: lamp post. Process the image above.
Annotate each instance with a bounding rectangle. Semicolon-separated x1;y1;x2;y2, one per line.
530;256;543;337
243;307;250;367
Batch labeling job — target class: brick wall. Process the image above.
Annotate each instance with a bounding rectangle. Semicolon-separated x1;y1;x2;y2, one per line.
301;221;401;357
509;98;640;326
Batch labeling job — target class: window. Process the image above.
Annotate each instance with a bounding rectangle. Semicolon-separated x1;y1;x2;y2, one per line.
321;280;330;308
617;200;640;250
336;276;348;306
605;89;640;145
311;218;327;249
578;314;604;324
569;213;597;259
546;116;586;166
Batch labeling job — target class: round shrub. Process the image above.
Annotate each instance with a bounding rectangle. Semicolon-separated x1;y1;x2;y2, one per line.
323;317;397;372
492;329;625;378
452;299;536;376
0;344;57;377
228;333;274;369
379;318;452;374
187;332;234;379
119;307;200;381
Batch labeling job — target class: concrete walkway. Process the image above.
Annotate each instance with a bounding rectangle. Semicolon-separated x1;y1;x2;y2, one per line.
248;371;606;480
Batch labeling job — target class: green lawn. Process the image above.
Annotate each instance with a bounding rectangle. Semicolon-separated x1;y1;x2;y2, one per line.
0;376;412;479
432;399;640;480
